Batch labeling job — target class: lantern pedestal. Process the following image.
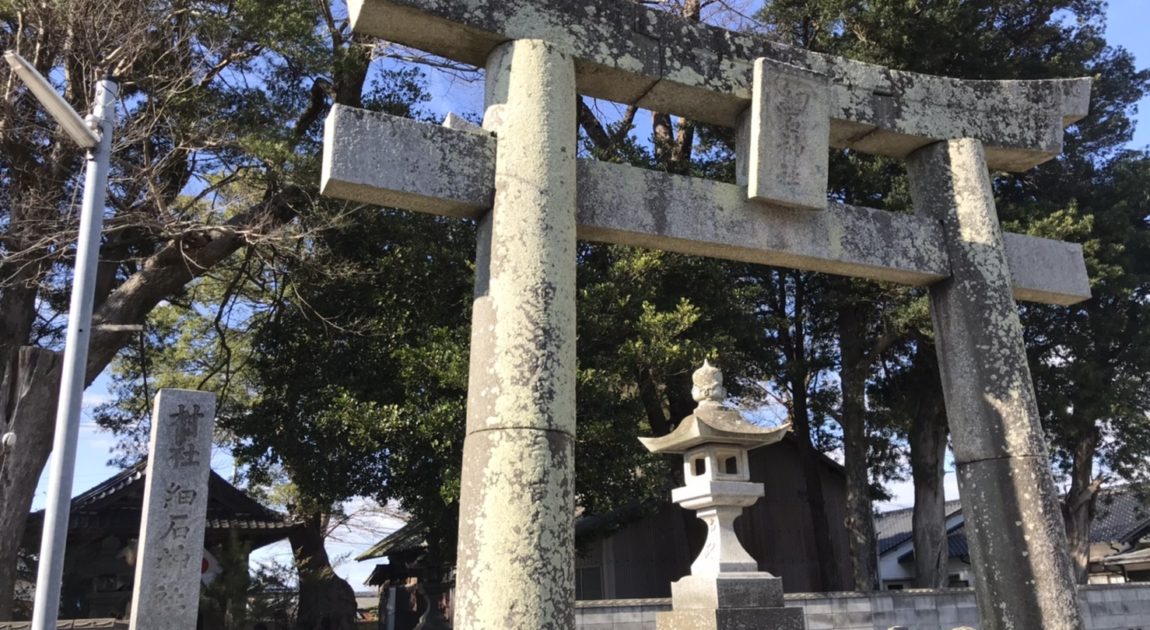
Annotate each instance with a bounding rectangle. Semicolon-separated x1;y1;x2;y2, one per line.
671;573;783;608
655;502;806;629
655;599;805;630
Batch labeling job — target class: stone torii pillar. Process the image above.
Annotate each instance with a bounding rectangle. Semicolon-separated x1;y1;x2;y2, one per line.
909;140;1082;628
455;40;578;628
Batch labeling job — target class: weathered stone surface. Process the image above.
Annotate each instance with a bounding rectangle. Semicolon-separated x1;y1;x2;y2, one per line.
908;139;1082;630
453;40;578;630
908;139;1050;462
464;41;578;436
442;111;484;134
957;455;1085;630
746;59;829;209
464;216;495;437
669;574;784;610
128;389;216;630
454;427;575;629
675;503;760;575
643;367;802;628
655;606;805;630
347;0;1091;171
321;108;1091;305
321;105;494;218
578;159;947;288
1003;232;1092;306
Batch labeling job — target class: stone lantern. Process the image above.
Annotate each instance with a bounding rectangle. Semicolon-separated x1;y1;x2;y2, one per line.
639;361;803;630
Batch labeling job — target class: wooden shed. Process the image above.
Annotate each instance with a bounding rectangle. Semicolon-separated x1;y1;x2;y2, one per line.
574;434;852;598
18;462;298;623
358;434;852;616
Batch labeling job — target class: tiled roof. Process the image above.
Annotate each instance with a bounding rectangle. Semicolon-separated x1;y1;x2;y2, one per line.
1103;546;1150;566
70;461;148;509
356;521;426;561
895;527;971;564
26;461;299;538
1088;487;1150;544
877;486;1150;560
875;500;963;556
947;530;969;559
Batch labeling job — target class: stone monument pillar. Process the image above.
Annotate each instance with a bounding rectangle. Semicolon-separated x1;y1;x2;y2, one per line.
128;389;216;630
908;139;1083;629
640;362;802;630
454;39;578;630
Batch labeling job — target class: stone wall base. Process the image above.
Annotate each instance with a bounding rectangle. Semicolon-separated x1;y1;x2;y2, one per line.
576;584;1150;630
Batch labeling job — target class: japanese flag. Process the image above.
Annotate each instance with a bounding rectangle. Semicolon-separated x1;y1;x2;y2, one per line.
201;549;222;585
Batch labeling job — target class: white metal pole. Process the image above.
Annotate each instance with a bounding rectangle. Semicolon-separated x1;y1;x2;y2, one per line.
30;74;118;630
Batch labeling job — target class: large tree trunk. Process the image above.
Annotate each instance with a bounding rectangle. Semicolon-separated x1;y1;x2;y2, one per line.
1062;428;1101;584
773;270;839;592
290;513;358;630
838;313;878;591
0;348;62;620
791;379;840;591
909;385;949;589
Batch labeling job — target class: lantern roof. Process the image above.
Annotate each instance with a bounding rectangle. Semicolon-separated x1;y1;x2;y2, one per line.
639;361;790;455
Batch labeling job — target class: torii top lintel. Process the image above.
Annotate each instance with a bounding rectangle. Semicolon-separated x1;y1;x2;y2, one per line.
349;0;1092;173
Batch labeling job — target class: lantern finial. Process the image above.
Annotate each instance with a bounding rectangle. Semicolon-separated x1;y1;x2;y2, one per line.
691;359;726;405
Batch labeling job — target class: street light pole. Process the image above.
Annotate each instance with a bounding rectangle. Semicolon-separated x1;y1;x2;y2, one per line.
4;52;119;630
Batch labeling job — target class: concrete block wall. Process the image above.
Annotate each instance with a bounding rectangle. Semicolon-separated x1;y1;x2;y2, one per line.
1083;583;1150;630
576;598;669;630
789;589;979;629
574;584;1150;629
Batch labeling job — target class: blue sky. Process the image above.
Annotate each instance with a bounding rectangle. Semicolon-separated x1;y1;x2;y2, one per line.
1109;0;1150;150
33;1;1150;587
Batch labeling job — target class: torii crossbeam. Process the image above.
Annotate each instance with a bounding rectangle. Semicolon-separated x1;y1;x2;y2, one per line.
322;2;1092;629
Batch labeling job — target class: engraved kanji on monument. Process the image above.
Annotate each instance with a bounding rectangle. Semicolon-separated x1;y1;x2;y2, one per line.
744;59;830;210
128;389;215;630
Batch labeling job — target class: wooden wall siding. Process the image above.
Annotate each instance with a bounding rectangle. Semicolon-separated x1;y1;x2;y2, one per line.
607;503;703;599
737;439;853;591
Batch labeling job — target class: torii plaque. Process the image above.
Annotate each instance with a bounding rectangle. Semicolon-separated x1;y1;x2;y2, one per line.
321;1;1092;629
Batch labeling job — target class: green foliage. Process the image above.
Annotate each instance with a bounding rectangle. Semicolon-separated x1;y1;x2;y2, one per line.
97;285;263;463
231;205;474;557
1019;150;1150;485
756;0;1150;512
574;244;776;512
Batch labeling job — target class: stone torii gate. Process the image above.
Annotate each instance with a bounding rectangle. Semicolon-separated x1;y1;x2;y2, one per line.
321;1;1093;628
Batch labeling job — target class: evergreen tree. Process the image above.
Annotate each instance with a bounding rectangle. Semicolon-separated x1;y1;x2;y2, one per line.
759;0;1149;587
0;0;374;620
